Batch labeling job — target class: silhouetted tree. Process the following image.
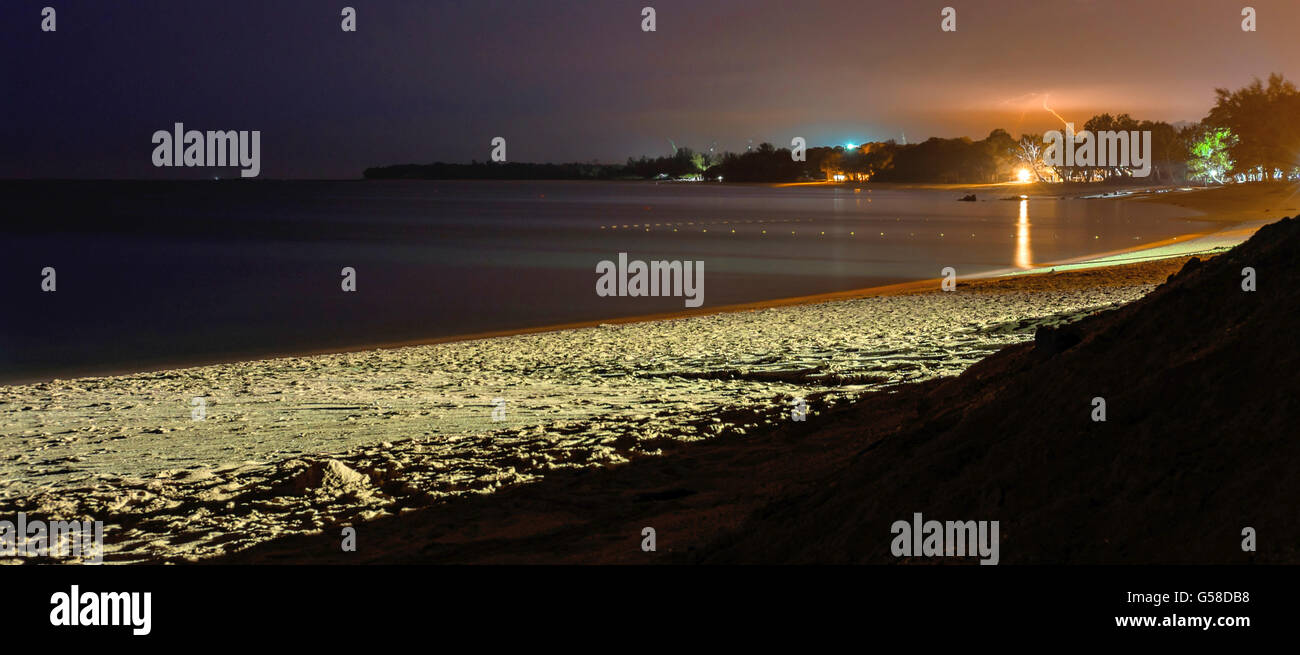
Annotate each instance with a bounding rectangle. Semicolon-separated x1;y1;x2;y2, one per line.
1205;74;1300;181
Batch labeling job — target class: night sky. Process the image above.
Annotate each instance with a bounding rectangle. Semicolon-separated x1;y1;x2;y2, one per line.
3;0;1298;178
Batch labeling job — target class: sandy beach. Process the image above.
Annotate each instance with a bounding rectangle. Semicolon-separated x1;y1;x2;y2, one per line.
1;184;1289;564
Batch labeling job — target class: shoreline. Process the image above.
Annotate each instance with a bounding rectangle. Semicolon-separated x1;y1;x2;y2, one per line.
1;250;1200;563
3;183;1286;387
0;236;1208;386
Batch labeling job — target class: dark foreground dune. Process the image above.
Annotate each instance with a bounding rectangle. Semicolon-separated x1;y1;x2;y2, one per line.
702;216;1299;564
213;217;1299;564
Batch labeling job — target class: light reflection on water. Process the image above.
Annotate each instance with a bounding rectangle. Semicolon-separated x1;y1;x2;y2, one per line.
1016;198;1033;269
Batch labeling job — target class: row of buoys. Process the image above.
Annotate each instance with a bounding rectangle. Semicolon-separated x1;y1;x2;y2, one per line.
593;227;1067;239
602;217;815;230
597;220;1127;241
587;229;1128;244
598;215;988;230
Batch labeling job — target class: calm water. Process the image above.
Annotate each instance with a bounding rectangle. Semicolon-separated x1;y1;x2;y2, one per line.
1;180;1209;381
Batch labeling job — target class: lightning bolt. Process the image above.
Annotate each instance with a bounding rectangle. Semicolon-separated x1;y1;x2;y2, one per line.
998;91;1071;133
1041;94;1070;129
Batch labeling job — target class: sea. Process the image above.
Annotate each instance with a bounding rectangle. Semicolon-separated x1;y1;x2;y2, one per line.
0;179;1211;382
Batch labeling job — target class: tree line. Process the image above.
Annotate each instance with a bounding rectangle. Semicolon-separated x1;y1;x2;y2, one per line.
364;75;1298;186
